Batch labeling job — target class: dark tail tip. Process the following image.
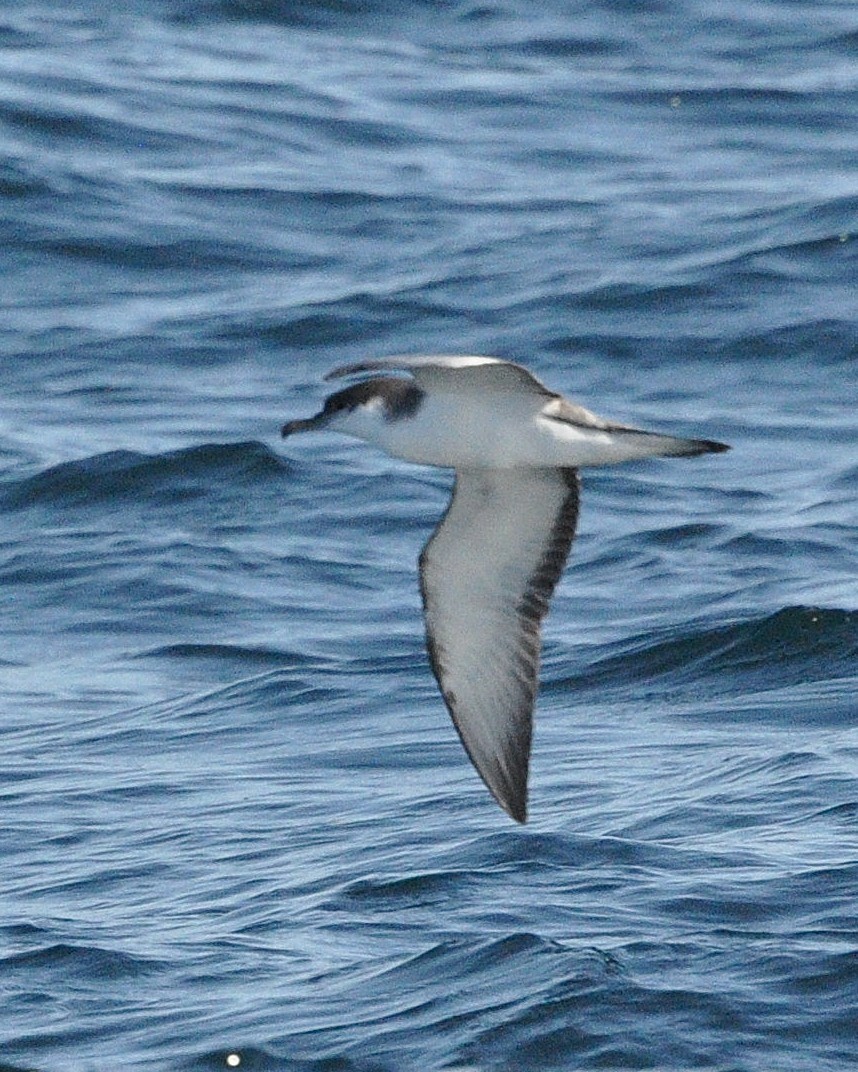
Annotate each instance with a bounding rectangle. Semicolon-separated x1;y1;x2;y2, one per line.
701;439;731;454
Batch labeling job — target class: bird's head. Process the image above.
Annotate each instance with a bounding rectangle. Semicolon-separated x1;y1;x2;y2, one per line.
282;376;422;441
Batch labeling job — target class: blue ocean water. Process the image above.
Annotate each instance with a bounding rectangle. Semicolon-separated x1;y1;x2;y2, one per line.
1;0;857;1069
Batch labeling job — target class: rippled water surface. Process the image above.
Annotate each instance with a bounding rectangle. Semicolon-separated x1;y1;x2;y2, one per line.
1;1;857;1069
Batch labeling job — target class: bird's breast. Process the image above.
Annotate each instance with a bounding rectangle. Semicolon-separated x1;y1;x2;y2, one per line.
376;395;543;467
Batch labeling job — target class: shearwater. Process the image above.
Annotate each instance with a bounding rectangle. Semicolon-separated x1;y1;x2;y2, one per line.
282;356;729;822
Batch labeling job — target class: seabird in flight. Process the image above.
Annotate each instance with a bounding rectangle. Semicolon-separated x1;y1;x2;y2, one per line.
282;355;729;822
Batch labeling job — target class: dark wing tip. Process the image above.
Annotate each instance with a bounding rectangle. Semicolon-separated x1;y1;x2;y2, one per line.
323;364;359;382
504;794;528;824
479;760;529;824
445;700;531;824
324;362;391;382
474;730;532;825
438;681;532;825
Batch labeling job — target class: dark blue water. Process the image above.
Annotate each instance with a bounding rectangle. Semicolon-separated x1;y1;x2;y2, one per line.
1;1;857;1069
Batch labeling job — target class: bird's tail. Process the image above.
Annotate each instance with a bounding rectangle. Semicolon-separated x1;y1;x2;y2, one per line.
606;426;730;460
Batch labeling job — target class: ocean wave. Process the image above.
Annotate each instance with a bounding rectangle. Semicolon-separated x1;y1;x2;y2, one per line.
136;642;305;669
2;942;162;979
0;441;286;510
554;606;857;694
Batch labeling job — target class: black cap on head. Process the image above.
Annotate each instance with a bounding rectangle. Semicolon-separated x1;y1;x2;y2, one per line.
281;376;423;437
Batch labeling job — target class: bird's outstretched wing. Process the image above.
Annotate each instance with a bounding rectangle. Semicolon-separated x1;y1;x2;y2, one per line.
419;466;580;822
326;355;555;399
